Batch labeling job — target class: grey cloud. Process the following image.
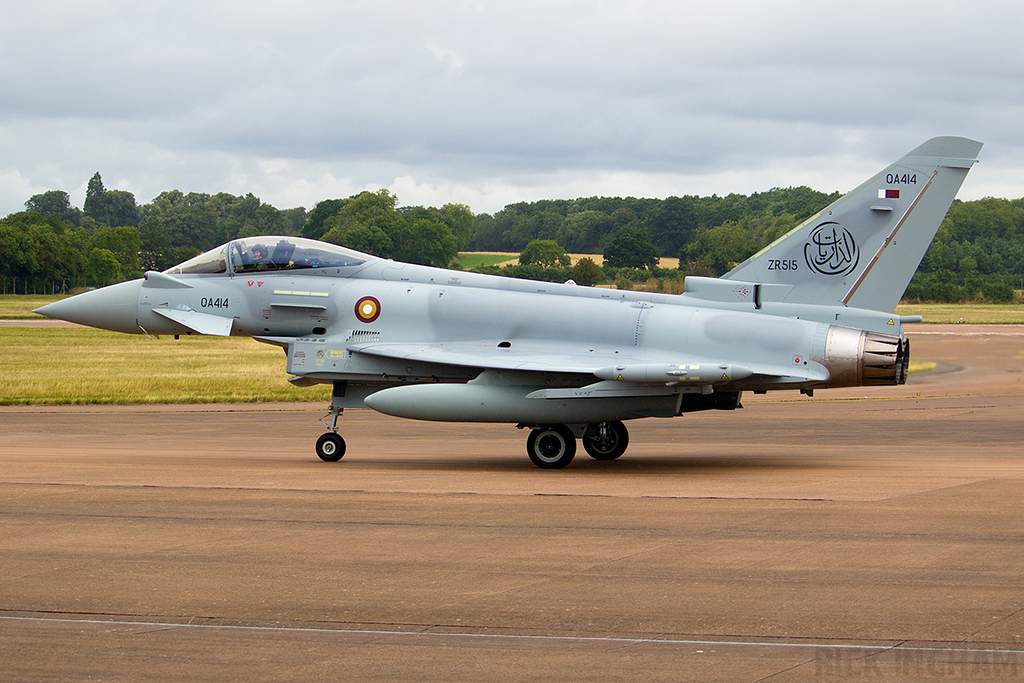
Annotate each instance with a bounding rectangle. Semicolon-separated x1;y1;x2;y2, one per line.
2;0;1022;216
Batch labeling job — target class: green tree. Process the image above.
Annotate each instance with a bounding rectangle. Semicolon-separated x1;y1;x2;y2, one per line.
603;226;659;269
644;195;697;256
25;190;82;226
982;278;1015;302
321;190;410;259
144;191;220;250
80;174;139;227
84;247;122;286
519;239;570;267
84;172;107;224
437;203;474;249
0;212;91;291
685;222;749;275
405;219;458;267
331;222;393;256
570;257;603;286
0;223;39;288
90;225;142;277
470;213;500;250
557;210;612;253
282;207;308;235
139;217;173;271
105;189;140;227
302;199;347;239
609;207;639;232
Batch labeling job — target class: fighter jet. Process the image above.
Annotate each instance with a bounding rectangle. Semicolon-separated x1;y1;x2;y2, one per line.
36;137;982;468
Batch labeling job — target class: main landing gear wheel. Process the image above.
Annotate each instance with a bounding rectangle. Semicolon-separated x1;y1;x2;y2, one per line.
582;421;629;461
315;432;346;462
526;425;576;469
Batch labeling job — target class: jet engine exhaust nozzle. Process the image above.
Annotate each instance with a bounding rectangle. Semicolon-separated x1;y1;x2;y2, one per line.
821;326;909;388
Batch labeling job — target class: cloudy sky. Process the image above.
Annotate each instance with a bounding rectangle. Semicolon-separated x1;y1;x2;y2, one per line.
2;0;1022;218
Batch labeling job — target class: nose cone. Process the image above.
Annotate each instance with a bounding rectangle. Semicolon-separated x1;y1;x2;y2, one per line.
34;279;143;334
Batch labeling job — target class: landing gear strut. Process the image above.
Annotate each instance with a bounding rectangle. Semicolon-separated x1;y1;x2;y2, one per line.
582;421;629;461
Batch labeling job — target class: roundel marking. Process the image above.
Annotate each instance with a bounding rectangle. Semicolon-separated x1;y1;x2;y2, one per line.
354;296;381;323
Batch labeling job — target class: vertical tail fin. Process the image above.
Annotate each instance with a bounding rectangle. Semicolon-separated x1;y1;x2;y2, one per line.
723;136;982;312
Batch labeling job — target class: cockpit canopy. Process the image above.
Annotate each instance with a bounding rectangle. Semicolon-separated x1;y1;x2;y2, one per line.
164;237;371;275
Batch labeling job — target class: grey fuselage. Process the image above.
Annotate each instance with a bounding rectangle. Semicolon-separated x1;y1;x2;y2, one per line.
55;237;908;426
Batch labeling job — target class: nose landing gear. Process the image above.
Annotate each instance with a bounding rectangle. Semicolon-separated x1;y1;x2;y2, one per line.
315;383;347;462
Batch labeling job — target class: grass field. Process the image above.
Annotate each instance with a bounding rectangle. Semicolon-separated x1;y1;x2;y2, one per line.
452;253;519;269
894;303;1024;324
0;327;330;405
0;294;63;319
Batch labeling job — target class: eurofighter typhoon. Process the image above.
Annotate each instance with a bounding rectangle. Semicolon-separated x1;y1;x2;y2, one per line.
37;137;982;468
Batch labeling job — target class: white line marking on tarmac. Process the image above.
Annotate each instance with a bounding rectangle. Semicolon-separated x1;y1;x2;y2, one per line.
2;615;1022;656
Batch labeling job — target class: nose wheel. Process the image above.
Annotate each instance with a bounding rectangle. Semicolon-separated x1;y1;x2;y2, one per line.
316;432;346;462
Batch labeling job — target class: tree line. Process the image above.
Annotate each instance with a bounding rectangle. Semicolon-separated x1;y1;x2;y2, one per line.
3;172;1023;302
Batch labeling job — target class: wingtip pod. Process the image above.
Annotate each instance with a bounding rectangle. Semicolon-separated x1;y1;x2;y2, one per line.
723;136;983;312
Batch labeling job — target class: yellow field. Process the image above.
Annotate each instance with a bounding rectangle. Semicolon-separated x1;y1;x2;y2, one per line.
894;303;1024;324
460;252;681;268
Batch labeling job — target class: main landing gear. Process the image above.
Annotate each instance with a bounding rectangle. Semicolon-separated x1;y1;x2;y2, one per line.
312;388;629;469
523;421;630;469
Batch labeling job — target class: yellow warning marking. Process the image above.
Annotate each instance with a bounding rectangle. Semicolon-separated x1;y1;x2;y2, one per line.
617;374;624;381
721;373;729;380
273;290;329;297
887;318;895;325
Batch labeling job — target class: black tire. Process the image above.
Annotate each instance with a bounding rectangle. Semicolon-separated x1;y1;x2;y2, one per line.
582;421;629;461
315;432;346;462
526;425;576;469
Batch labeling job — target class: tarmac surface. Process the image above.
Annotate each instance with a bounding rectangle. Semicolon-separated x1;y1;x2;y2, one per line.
1;324;1022;681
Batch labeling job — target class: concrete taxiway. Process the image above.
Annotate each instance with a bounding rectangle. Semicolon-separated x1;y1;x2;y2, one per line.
1;325;1022;681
